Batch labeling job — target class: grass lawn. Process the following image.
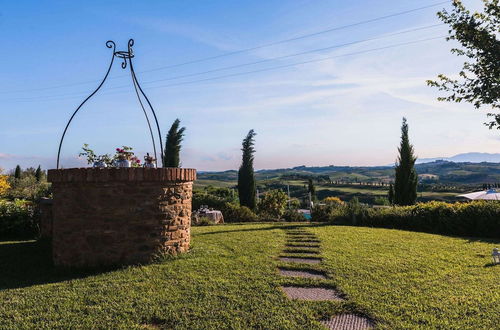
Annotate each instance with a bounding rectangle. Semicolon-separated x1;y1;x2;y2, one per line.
0;224;498;328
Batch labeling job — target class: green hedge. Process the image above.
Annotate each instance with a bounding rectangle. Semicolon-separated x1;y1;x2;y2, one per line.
0;199;37;239
314;201;500;238
358;201;500;238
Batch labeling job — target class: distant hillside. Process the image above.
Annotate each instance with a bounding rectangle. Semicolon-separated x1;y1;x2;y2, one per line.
198;161;500;186
417;152;500;164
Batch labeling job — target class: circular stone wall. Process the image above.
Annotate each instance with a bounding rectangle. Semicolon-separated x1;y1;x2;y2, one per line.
47;167;196;267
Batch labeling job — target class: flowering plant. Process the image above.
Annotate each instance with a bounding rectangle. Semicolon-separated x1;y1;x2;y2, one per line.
114;146;141;167
79;144;113;166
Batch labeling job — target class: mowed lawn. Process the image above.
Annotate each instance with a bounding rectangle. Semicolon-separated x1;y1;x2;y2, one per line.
0;224;498;329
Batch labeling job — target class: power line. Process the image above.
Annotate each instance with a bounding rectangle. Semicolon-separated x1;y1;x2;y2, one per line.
0;1;449;95
3;24;444;102
7;35;446;103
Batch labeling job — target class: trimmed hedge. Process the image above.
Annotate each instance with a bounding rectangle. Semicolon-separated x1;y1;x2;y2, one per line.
313;200;500;238
0;199;37;239
358;201;500;238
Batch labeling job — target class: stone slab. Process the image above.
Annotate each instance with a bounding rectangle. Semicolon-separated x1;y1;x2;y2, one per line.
278;268;327;279
279;257;321;264
320;314;374;330
281;286;343;301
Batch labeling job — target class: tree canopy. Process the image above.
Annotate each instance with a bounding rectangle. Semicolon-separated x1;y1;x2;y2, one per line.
427;0;500;129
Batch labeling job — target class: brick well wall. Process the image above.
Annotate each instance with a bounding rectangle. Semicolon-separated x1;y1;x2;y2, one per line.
47;168;196;267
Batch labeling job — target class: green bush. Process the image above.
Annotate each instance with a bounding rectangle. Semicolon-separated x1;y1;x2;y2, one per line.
222;203;258;222
282;209;306;222
258;189;288;220
0;199;37;238
313;201;500;238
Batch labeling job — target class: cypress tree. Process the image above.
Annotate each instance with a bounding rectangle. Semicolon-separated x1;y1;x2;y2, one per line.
394;118;418;206
35;165;42;182
163;119;186;167
238;129;257;209
388;183;394;205
307;178;317;202
14;165;21;180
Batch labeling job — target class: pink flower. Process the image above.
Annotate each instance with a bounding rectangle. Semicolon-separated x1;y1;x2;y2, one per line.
136;159;141;163
116;148;120;151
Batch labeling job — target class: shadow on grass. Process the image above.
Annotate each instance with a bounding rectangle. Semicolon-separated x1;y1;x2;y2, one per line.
0;240;108;291
196;222;323;236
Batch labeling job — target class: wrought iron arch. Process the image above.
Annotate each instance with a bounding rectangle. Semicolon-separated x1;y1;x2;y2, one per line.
56;39;163;168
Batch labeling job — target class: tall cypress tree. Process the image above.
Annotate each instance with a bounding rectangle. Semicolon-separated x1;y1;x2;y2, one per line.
238;129;257;209
394;118;418;206
163;119;186;168
307;178;317;203
14;165;21;180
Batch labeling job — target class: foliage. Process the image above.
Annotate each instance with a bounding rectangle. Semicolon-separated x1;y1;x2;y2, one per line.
6;175;50;201
222;203;259;222
79;144;113;165
14;165;21;180
0;200;37;238
282;209;306;222
307;178;316;202
394;118;418;206
427;0;500;129
193;216;215;226
163;118;185;167
0;175;10;196
238;129;257;210
258;189;288;220
192;186;237;211
373;196;390;206
34;166;42;182
324;196;344;206
388;183;394;204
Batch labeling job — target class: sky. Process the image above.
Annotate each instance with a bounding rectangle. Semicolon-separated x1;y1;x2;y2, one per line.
0;0;497;172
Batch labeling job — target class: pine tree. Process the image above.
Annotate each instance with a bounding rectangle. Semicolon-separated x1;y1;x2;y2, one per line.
14;165;21;180
238;129;257;209
35;165;42;182
163;119;186;167
388;183;394;205
394;118;418;206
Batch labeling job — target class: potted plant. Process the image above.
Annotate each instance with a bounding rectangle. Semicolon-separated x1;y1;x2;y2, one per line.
114;146;137;168
143;153;156;168
79;144;113;168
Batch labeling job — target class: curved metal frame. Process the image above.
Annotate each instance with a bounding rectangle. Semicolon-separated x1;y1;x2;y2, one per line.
56;39;163;168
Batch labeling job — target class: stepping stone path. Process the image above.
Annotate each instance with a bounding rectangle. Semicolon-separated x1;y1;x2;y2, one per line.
278;228;374;329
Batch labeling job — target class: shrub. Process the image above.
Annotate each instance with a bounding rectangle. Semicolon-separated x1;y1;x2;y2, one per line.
193;216;215;226
358;201;500;238
222;203;259;222
258;189;288;220
282;209;306;222
0;199;37;239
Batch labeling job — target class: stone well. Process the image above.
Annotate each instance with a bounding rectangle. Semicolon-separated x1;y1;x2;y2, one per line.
47;167;196;267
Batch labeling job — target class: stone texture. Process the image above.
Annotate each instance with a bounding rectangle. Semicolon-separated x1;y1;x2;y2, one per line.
320;314;374;330
279;257;321;264
281;286;343;301
278;268;327;279
47;167;196;267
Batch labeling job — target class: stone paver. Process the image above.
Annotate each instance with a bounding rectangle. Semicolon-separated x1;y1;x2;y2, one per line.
281;286;343;301
283;249;320;254
280;257;321;264
278;268;327;279
285;244;320;248
320;314;374;330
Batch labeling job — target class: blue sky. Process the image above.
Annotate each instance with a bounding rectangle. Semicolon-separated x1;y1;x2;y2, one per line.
0;0;495;171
